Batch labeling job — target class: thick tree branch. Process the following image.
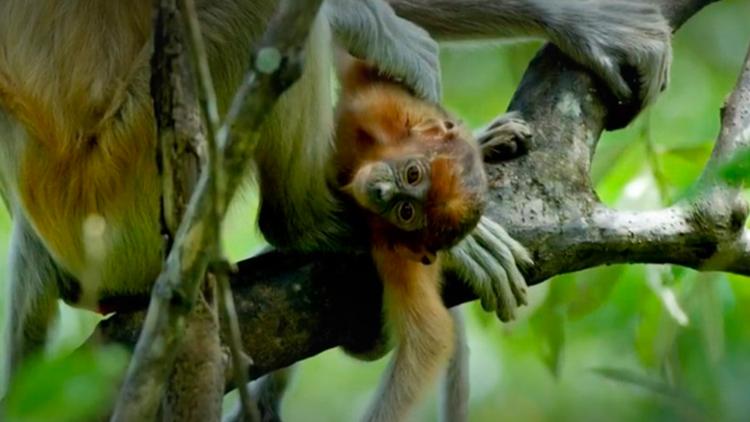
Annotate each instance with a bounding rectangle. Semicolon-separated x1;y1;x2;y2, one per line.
101;0;747;382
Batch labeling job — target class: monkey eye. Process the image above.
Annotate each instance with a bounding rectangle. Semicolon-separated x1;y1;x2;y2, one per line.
404;162;422;186
396;201;416;223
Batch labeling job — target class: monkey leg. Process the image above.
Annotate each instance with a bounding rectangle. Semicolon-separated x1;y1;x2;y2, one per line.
223;366;296;422
253;366;295;422
2;218;63;396
440;307;469;422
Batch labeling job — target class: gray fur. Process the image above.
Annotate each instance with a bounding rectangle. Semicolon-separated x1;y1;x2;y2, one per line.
444;217;532;322
441;308;470;422
326;0;441;102
2;217;64;395
390;0;672;107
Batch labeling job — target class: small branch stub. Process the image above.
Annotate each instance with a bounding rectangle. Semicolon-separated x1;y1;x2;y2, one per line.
256;47;282;74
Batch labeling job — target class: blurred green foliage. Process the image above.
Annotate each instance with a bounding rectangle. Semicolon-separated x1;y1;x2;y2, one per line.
4;346;128;422
2;1;750;421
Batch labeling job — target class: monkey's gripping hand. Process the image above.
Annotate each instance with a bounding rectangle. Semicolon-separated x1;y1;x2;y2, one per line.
444;217;532;322
324;0;441;102
549;1;672;111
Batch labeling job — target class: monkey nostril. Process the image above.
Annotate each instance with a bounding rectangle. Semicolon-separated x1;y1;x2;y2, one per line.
444;120;455;130
374;183;393;202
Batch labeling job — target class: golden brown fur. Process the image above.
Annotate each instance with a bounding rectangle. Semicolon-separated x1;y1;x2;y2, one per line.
333;55;485;421
0;0;159;304
0;0;272;307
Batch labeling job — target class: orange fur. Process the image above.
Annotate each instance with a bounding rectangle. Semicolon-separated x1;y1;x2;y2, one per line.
334;54;485;421
366;246;454;422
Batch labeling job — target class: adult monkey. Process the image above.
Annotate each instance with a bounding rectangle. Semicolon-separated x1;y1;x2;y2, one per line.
0;0;669;404
0;0;442;394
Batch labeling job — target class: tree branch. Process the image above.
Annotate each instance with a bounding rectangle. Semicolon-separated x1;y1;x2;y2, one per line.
101;0;747;382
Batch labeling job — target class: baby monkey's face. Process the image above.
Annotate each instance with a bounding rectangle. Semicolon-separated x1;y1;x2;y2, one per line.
347;156;432;233
345;131;488;264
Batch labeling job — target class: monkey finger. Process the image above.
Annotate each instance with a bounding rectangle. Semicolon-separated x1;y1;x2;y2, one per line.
410;70;441;104
464;235;517;321
484;111;525;131
387;19;441;102
477;217;533;268
478;121;532;145
414;40;442;101
473;217;531;304
639;42;672;108
479;123;532;163
592;52;633;103
445;245;498;312
473;221;528;306
457;238;502;314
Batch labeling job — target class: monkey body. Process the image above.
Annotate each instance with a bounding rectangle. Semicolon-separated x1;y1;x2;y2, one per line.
0;1;160;307
0;0;315;384
0;0;282;308
333;55;486;421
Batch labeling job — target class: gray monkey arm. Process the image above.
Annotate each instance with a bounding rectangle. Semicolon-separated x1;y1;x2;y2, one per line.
390;0;672;112
324;0;441;102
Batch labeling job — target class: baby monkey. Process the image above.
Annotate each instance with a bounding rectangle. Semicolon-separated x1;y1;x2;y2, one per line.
334;53;515;421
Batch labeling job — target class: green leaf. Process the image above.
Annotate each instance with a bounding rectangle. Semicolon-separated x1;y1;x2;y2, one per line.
634;293;681;369
646;266;689;326
695;275;725;366
718;147;750;185
591;366;701;412
529;274;576;377
567;266;623;320
530;305;565;377
663;144;713;164
5;346;129;422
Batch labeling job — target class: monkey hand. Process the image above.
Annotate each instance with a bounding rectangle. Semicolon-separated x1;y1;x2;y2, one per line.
550;1;672;116
444;217;532;322
325;0;441;102
477;111;532;163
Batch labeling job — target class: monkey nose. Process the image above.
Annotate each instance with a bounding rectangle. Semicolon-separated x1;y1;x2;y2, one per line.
373;182;394;203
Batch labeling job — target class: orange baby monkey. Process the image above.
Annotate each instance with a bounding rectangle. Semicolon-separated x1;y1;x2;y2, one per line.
334;53;488;422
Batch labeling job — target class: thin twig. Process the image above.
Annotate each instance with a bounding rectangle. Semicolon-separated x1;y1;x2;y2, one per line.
179;1;260;419
217;269;260;422
179;0;226;219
